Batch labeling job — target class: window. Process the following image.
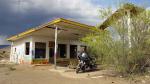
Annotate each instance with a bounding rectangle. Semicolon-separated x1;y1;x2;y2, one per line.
14;48;16;52
35;42;46;58
25;42;30;55
49;41;55;48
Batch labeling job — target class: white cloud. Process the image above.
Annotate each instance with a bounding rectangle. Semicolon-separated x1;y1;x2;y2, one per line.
0;35;10;45
10;0;102;25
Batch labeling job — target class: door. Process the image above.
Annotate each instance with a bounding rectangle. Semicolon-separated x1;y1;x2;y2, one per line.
70;45;77;58
49;47;54;63
49;41;54;63
58;44;67;58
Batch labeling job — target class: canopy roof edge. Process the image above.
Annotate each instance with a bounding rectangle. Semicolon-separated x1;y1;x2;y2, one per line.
7;18;96;41
99;3;145;30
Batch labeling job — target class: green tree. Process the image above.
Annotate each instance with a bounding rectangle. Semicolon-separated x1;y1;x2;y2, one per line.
82;4;150;74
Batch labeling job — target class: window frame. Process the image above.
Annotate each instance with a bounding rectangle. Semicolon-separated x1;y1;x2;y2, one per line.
25;42;30;55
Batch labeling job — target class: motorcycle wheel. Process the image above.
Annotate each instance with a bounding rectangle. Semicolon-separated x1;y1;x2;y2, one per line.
76;67;80;73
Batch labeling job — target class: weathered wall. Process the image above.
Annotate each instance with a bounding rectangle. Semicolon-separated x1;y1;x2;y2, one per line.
32;35;85;60
10;35;85;64
10;36;33;64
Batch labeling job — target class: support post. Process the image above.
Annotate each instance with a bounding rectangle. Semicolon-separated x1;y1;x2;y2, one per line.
66;44;70;59
54;26;58;69
127;10;131;48
10;42;14;62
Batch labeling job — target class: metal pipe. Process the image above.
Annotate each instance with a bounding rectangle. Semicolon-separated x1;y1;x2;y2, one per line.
54;26;58;69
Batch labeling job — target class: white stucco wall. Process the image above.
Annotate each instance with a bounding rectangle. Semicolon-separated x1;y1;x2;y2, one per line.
10;35;85;64
10;36;33;64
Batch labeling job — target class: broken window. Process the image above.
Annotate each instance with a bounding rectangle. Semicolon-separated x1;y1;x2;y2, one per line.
35;42;46;58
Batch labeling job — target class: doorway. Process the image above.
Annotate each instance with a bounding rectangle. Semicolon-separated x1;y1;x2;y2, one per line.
49;43;67;63
49;41;54;63
70;45;77;58
58;44;67;58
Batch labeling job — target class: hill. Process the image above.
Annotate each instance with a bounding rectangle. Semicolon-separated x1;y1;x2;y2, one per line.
0;45;10;49
0;45;10;62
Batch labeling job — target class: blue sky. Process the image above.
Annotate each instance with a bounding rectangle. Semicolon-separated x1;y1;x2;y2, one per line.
0;0;150;45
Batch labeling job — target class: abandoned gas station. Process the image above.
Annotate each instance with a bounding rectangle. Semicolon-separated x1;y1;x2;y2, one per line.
7;18;95;65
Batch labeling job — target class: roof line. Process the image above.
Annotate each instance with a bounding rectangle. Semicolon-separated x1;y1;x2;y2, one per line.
99;3;144;29
7;18;95;41
59;18;94;29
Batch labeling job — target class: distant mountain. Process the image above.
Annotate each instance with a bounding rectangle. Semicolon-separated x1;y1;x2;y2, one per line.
0;45;10;49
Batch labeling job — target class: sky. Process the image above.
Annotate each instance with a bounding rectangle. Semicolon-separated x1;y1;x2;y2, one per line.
0;0;150;45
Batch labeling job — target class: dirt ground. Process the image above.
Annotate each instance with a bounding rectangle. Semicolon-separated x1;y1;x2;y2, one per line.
0;64;149;84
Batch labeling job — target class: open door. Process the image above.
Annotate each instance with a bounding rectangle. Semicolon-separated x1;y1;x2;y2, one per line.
58;44;67;58
49;41;55;63
70;45;77;58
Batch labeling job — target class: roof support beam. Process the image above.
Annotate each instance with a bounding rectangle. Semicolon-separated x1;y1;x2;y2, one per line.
54;26;58;69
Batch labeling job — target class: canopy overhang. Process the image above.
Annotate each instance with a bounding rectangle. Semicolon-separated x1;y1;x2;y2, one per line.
99;3;144;29
7;18;96;41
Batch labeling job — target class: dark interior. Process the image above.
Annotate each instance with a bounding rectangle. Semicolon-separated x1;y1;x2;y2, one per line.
35;42;46;58
70;45;77;58
58;44;67;58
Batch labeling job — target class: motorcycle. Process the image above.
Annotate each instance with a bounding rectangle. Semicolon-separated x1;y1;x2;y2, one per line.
76;56;97;73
